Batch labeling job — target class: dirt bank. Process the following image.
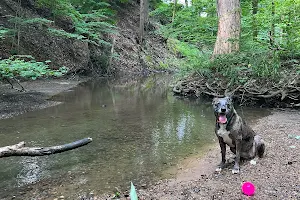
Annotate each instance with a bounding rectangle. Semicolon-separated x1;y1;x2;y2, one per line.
99;110;300;200
0;0;173;76
0;78;88;119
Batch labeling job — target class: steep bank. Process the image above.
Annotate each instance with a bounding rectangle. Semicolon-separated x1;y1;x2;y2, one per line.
0;0;173;75
112;3;173;75
173;72;300;108
0;0;90;72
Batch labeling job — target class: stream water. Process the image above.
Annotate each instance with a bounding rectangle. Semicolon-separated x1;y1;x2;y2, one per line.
0;75;270;199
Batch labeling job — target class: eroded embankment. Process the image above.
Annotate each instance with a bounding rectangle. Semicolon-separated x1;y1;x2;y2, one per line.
173;72;300;108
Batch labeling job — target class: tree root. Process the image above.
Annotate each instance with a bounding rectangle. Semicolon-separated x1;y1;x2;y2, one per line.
3;77;26;92
173;74;300;108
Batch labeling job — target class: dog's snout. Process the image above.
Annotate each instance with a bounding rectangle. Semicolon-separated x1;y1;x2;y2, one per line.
221;108;226;113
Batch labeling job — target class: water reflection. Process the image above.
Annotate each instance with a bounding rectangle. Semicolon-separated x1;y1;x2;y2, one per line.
0;75;270;199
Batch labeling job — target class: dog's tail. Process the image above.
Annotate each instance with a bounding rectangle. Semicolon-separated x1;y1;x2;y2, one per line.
255;135;265;158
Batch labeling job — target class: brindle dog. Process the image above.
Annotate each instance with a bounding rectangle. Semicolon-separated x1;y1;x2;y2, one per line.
212;96;265;174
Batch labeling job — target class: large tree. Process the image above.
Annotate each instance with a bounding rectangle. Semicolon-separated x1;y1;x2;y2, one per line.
213;0;241;56
252;0;258;41
172;0;178;23
139;0;149;42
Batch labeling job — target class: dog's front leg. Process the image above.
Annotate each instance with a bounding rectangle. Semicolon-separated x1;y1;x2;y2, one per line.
232;139;242;174
216;137;226;172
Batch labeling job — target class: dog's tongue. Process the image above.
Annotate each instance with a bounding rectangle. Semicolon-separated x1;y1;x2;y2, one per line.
218;115;227;124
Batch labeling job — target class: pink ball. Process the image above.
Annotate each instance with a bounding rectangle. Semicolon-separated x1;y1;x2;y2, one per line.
241;182;255;196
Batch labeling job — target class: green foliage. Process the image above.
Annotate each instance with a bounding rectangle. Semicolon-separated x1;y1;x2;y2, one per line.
151;1;217;46
211;51;281;81
0;56;68;80
240;0;300;54
36;0;117;46
0;27;14;39
21;17;54;25
152;0;300;83
47;28;85;40
166;38;211;75
150;3;174;24
36;0;81;20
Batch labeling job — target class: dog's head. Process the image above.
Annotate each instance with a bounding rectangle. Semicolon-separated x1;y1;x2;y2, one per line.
212;96;233;124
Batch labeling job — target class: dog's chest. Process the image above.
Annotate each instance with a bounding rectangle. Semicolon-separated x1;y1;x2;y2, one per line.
217;124;235;147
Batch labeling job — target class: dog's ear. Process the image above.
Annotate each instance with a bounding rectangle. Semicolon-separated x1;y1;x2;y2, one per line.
212;97;219;105
225;96;233;103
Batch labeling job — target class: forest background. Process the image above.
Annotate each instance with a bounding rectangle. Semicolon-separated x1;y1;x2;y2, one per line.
0;0;299;107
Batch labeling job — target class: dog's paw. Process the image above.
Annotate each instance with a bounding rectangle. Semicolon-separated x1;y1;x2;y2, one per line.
232;168;240;174
215;167;222;172
215;162;225;172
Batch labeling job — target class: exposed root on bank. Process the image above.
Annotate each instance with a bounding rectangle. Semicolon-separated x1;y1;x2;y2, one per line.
2;77;26;92
173;73;300;107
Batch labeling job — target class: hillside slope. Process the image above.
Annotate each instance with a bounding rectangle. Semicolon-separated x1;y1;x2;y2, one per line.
0;0;173;75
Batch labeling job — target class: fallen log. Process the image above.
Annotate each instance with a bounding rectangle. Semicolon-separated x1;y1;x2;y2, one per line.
0;137;92;158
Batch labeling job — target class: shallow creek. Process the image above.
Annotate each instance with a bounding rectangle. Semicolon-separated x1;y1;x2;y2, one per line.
0;76;270;199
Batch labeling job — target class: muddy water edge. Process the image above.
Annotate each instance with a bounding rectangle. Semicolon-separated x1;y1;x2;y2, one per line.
0;75;271;199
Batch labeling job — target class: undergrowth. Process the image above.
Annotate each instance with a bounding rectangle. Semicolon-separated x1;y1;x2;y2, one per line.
164;38;286;82
151;0;300;85
35;0;117;46
0;56;68;80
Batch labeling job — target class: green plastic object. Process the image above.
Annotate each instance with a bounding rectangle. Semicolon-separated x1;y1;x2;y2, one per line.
130;182;138;200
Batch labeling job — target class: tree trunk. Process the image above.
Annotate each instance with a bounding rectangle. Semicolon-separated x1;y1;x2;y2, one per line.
285;6;292;48
139;0;145;43
185;0;188;7
252;0;258;41
139;0;149;43
0;138;92;158
172;0;178;23
269;0;275;47
212;0;241;56
145;0;149;30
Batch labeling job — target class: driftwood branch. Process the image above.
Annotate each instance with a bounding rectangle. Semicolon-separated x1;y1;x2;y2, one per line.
0;138;92;158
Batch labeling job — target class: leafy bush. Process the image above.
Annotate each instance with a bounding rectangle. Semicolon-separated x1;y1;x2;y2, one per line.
211;51;281;82
150;3;174;24
35;0;117;46
151;0;300;85
0;56;68;80
0;27;13;39
166;38;211;75
151;1;217;46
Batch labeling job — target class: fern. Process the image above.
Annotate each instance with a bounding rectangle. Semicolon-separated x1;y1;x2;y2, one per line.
0;27;13;39
35;0;117;46
48;28;86;40
22;18;53;25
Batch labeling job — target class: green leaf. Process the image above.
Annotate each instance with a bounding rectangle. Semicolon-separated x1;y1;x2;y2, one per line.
0;57;68;80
